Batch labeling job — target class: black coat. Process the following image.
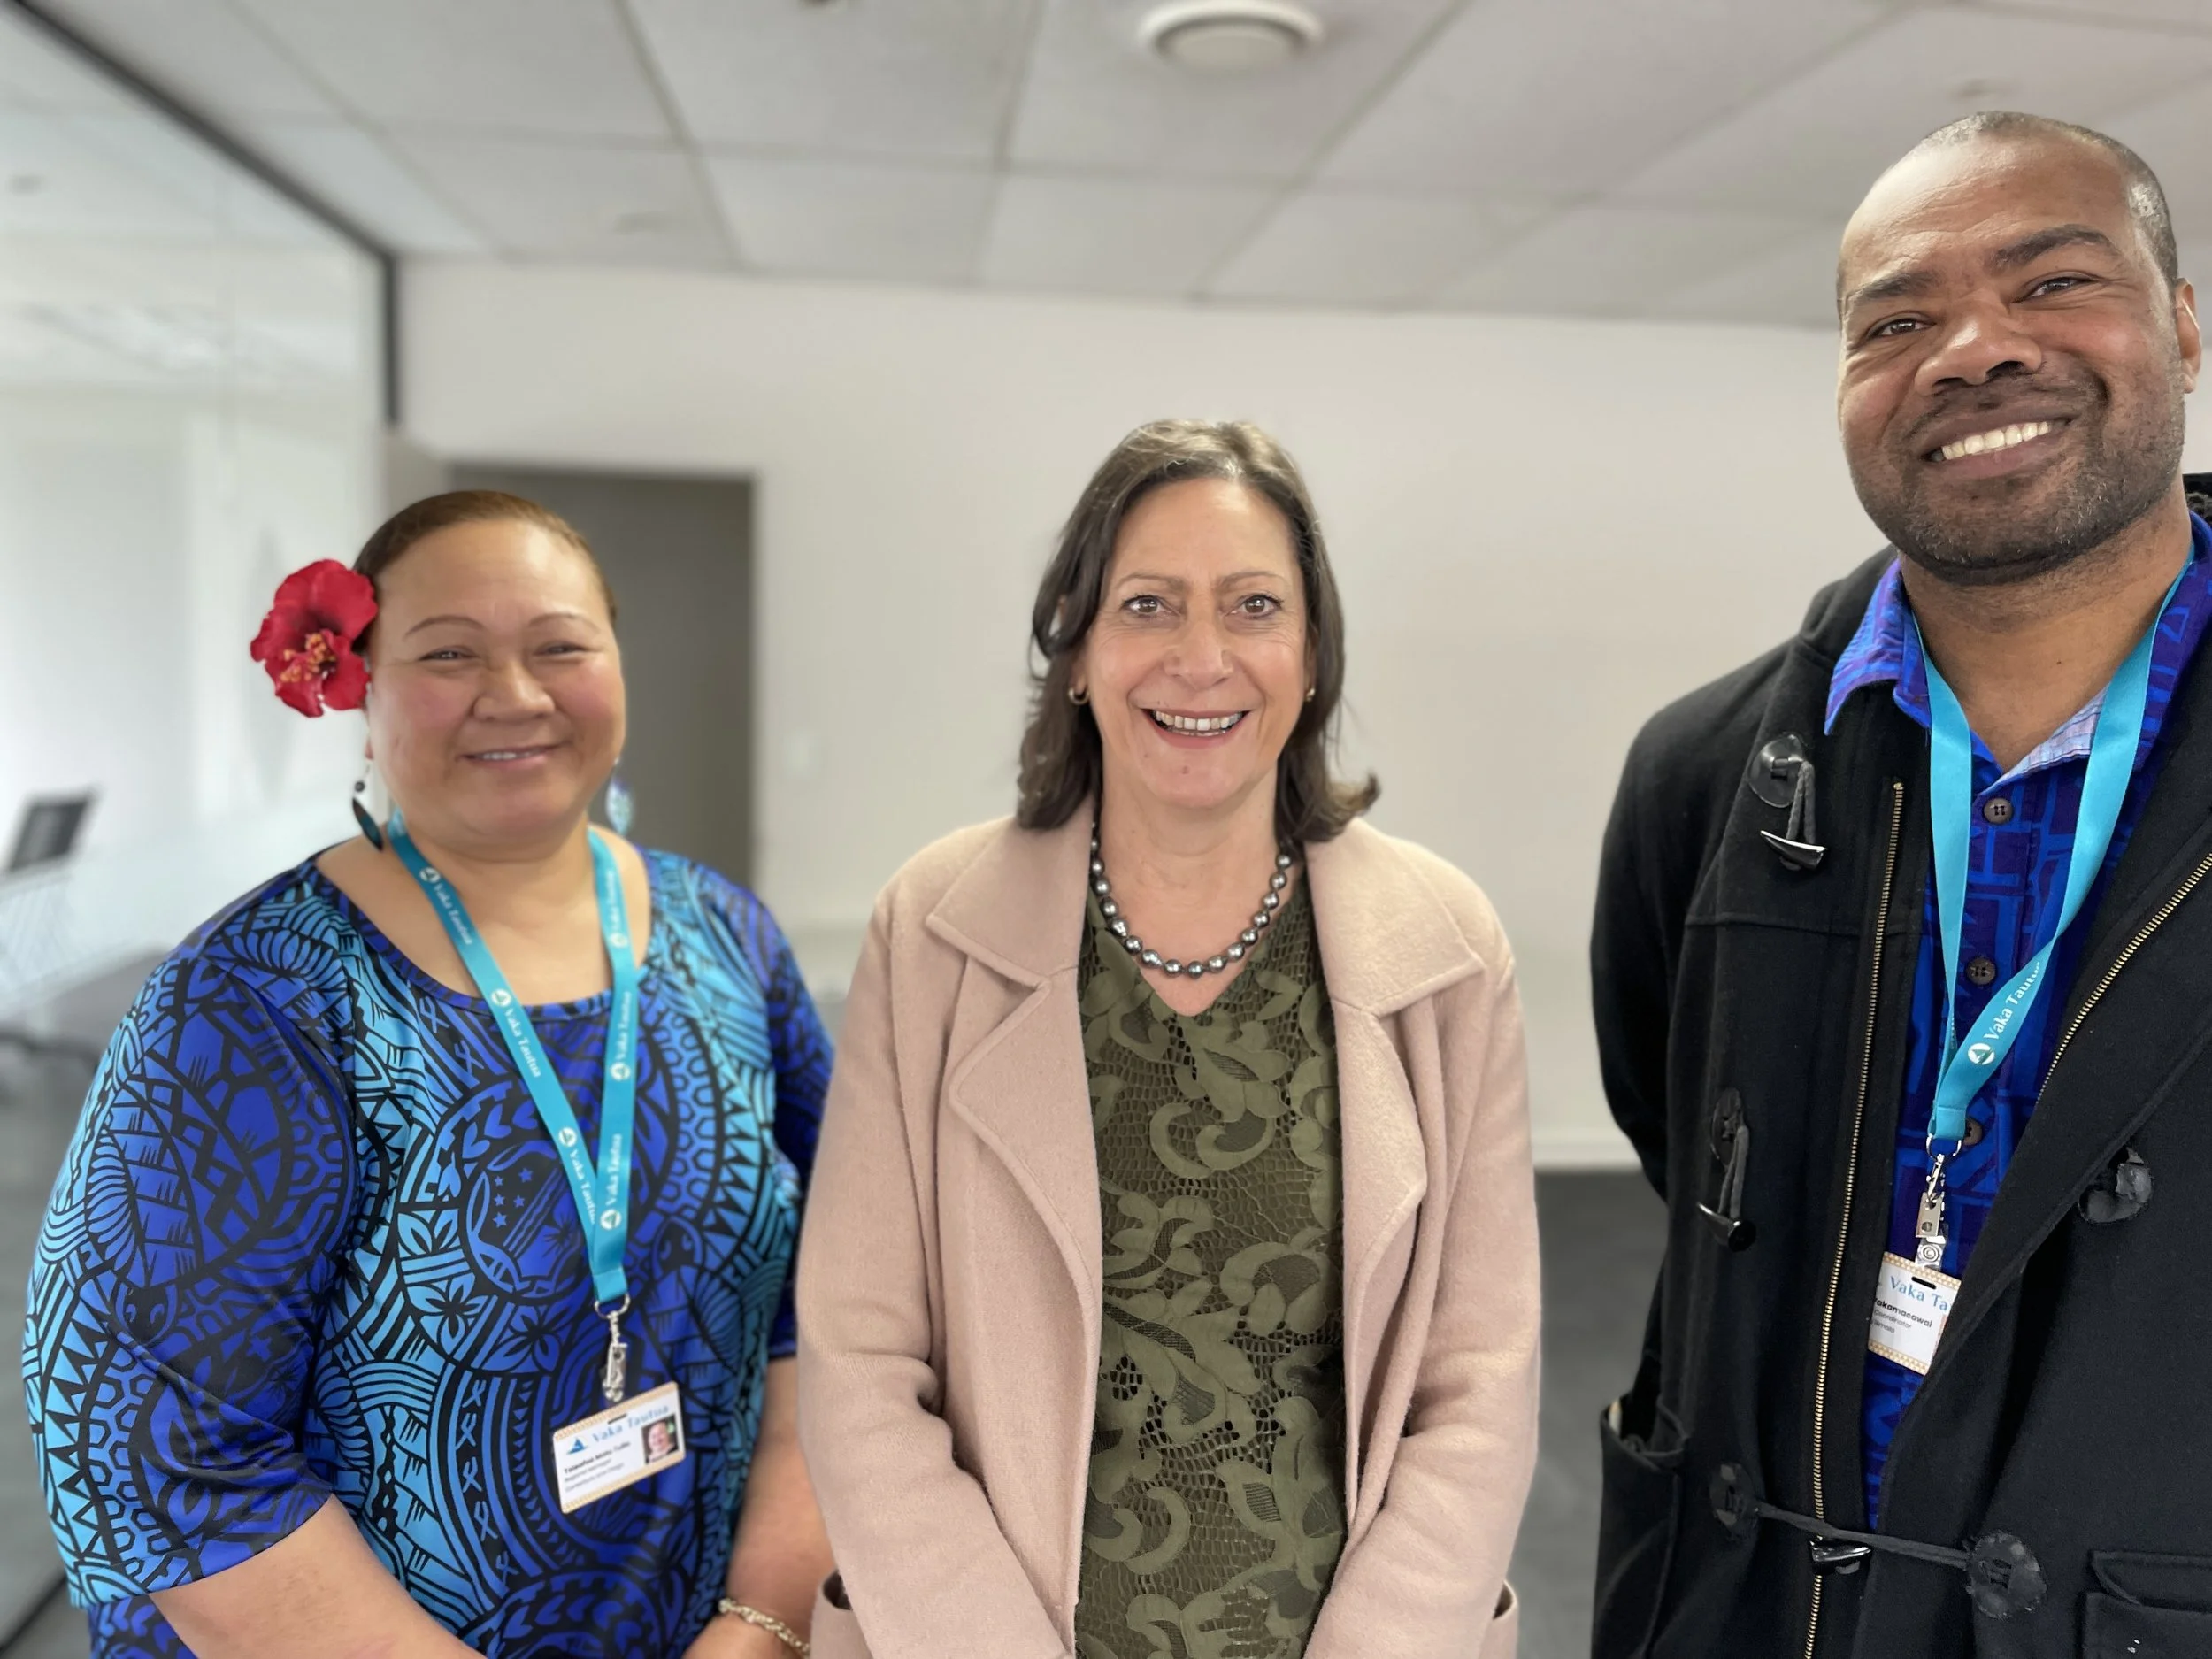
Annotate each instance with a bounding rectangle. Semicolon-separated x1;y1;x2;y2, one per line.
1590;511;2212;1659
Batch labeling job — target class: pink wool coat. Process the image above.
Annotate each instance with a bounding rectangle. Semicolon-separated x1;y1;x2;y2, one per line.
795;811;1540;1659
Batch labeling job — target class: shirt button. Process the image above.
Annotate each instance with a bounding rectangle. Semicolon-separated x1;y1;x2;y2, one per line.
1982;795;2016;825
1966;956;1999;987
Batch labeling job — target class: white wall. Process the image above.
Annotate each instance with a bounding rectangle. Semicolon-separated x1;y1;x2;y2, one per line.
406;262;2009;1167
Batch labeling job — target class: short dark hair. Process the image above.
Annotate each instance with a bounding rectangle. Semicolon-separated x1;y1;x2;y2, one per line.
352;490;615;645
1016;419;1377;847
1907;111;2178;286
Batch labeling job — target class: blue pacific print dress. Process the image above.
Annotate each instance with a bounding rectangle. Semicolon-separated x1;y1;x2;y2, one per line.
24;850;829;1657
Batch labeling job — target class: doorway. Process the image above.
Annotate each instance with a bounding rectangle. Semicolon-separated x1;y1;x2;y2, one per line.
449;465;756;887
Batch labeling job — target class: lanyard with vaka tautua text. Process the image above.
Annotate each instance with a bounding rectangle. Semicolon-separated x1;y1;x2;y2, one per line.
1911;567;2182;1271
388;813;644;1402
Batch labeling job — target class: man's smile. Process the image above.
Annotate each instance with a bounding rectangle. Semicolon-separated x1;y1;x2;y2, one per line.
1929;418;2069;463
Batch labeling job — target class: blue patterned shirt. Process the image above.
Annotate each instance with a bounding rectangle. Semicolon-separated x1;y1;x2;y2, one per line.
26;850;830;1656
1825;517;2212;1527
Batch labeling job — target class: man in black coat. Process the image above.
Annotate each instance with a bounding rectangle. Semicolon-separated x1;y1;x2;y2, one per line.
1591;112;2212;1658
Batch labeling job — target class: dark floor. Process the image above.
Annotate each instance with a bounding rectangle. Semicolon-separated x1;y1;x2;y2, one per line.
0;1592;78;1659
3;962;160;1659
1;1048;99;1659
0;1010;1663;1659
1510;1172;1667;1659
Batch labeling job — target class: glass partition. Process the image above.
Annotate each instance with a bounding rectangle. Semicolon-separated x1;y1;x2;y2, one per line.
0;6;383;1024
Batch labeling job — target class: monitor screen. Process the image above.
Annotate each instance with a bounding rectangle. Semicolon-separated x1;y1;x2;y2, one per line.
7;795;94;872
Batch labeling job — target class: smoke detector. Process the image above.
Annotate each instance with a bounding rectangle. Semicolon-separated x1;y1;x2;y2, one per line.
1139;1;1324;72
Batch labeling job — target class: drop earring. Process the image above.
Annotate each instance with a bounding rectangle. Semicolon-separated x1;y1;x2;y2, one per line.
604;764;634;837
351;757;386;850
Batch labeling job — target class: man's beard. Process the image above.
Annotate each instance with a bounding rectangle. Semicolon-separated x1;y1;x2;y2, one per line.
1852;365;2185;588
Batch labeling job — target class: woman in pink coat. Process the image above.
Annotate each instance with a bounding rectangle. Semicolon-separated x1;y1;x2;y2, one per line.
796;419;1539;1659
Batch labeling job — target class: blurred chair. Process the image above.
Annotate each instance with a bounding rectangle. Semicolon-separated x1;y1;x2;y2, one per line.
0;795;102;1066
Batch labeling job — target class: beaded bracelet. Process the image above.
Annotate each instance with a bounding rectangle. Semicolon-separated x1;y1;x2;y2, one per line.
715;1598;810;1655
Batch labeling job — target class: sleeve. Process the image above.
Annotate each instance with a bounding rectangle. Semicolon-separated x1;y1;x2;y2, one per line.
795;895;1072;1659
762;926;831;1362
1591;733;1682;1197
23;955;357;1605
1306;947;1541;1659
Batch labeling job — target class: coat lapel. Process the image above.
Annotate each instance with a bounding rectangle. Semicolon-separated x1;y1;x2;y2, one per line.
923;812;1487;1491
1307;822;1483;1469
928;814;1103;1329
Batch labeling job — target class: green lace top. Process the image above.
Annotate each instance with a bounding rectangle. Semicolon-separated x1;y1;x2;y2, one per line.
1073;879;1348;1659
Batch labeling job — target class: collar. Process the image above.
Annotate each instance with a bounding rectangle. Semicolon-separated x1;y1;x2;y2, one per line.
926;810;1482;1016
1824;512;2212;782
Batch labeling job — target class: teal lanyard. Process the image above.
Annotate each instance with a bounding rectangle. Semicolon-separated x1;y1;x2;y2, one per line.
1909;572;2178;1267
388;815;645;1398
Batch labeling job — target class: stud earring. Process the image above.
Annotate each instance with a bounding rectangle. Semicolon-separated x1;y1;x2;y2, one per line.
351;757;385;850
604;764;634;837
1304;687;1316;703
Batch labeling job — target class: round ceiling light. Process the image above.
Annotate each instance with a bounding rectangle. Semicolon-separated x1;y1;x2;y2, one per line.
1139;1;1324;73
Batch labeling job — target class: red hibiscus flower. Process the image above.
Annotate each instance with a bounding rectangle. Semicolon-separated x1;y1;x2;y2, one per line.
250;561;377;717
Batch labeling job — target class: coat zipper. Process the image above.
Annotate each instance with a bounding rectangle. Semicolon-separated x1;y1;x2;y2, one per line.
1795;821;2212;1659
1803;780;1906;1659
2039;844;2212;1087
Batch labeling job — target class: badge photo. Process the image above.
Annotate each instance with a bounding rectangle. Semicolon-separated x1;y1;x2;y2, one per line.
553;1380;687;1513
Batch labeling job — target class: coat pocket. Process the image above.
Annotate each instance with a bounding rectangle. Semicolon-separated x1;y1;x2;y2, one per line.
1479;1581;1519;1659
810;1572;872;1659
1594;1402;1684;1659
2093;1552;2212;1613
2083;1594;2212;1656
2084;1552;2212;1656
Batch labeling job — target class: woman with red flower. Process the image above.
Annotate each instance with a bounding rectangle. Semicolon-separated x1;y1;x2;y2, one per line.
28;491;833;1659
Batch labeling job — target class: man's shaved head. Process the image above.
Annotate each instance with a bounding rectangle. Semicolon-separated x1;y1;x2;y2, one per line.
1851;111;2178;302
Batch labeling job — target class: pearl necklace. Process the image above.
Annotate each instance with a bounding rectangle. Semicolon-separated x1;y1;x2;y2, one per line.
1089;831;1294;979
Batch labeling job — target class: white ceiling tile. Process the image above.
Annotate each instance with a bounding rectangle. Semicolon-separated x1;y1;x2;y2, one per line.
39;0;338;119
0;6;134;111
706;157;995;282
1209;190;1548;306
386;134;726;264
979;173;1274;296
1010;0;1457;182
1651;223;1845;329
0;107;216;239
1440;205;1820;316
231;0;670;140
634;0;1034;161
235;118;489;253
1321;0;1892;199
1617;7;2212;218
0;23;342;246
41;99;328;242
35;0;2212;329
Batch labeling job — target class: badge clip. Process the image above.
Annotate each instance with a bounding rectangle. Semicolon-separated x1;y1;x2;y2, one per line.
598;1295;631;1405
1915;1150;1951;1271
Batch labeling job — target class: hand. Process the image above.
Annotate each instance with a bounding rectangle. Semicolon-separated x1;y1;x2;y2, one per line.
680;1613;795;1659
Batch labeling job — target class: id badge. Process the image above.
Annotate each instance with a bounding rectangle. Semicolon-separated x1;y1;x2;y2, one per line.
1868;1251;1960;1376
551;1380;686;1512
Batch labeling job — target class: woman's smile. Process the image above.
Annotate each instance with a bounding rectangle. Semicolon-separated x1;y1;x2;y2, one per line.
1143;707;1250;744
461;740;565;767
